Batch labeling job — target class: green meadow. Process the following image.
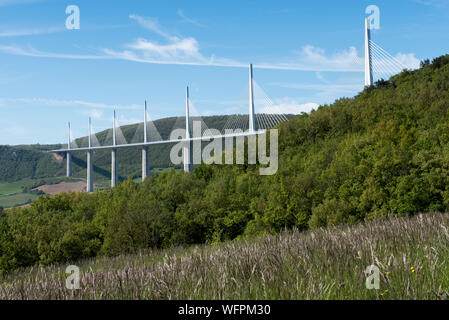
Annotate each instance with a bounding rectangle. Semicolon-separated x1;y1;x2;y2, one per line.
0;193;38;208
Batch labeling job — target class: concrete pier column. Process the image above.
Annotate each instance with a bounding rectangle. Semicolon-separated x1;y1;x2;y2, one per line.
142;101;150;180
66;152;72;177
183;140;193;172
111;110;118;188
66;122;72;177
87;150;93;192
249;64;256;133
86;117;94;192
184;87;193;172
142;147;149;181
111;148;118;187
364;18;373;87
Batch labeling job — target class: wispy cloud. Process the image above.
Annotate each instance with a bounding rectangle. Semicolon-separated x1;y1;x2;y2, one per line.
0;26;64;37
129;14;176;40
105;16;368;71
0;0;43;6
4;125;30;137
257;45;364;72
177;9;206;28
394;53;420;69
128;37;204;61
268;72;364;107
103;14;243;67
0;45;112;59
411;0;449;8
82;109;104;120
0;14;419;73
259;98;318;114
0;97;140;110
117;115;142;125
0;74;31;85
268;82;362;91
258;45;419;73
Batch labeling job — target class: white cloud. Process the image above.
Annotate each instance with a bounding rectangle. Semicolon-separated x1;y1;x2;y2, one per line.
0;26;64;37
0;45;111;59
257;45;364;72
394;53;420;69
267;80;364;107
110;14;236;67
259;98;318;114
411;0;449;7
0;14;419;75
315;71;326;83
117;115;142;125
106;16;368;72
128;37;204;61
129;14;176;41
0;97;140;110
4;125;30;137
269;82;362;91
82;109;104;120
0;0;43;6
103;47;243;67
177;9;206;28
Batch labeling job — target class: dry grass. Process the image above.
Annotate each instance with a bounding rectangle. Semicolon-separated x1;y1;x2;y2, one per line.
1;212;449;300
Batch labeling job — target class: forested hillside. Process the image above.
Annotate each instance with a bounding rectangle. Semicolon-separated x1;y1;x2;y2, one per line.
0;145;64;182
1;55;449;272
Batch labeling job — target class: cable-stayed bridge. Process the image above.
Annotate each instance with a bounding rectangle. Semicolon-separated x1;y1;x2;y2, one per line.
52;17;409;192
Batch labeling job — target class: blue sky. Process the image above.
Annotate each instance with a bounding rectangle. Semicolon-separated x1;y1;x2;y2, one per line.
0;0;447;145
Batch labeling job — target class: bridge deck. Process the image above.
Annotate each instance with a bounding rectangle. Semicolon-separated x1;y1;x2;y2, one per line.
51;130;267;153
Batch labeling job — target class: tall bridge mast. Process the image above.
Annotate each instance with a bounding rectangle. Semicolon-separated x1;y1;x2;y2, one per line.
364;17;373;87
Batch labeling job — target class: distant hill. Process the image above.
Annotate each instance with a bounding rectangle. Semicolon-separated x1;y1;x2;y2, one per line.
0;145;65;182
0;114;293;183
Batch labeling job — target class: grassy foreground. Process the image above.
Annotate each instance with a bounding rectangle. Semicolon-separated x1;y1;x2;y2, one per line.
1;212;449;300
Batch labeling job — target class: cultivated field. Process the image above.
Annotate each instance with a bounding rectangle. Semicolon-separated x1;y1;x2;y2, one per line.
0;181;36;196
0;193;38;208
1;212;448;300
33;181;86;194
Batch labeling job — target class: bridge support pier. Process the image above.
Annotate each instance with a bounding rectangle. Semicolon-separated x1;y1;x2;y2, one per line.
142;147;149;180
142;101;150;180
66;152;72;177
364;17;373;87
111;110;119;188
111;148;118;187
249;63;256;133
66;122;72;177
183;141;193;172
87;150;93;192
184;86;193;173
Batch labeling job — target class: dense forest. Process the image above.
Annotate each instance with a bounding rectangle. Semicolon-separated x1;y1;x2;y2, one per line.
1;55;449;273
0;145;64;182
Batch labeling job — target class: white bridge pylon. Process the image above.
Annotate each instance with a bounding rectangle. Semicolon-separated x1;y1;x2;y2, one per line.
364;17;408;87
